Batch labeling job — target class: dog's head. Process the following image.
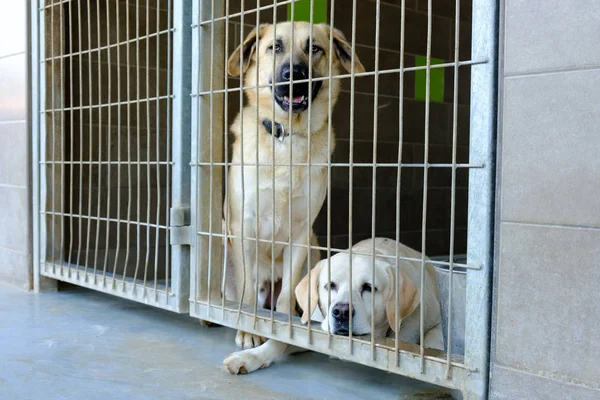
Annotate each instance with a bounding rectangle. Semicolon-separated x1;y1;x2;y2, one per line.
227;22;364;121
295;252;420;337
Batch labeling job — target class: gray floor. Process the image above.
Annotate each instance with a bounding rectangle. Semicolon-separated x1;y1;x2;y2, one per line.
0;283;451;400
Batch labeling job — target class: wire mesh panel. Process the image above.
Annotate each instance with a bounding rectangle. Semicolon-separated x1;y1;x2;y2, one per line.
34;0;188;312
190;0;495;397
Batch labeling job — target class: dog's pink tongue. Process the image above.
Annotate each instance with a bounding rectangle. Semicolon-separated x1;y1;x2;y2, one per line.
292;95;303;103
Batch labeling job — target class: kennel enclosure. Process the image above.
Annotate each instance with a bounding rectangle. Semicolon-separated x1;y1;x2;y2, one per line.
32;0;497;398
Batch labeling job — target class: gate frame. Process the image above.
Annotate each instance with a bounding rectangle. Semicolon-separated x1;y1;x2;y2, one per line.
30;0;192;313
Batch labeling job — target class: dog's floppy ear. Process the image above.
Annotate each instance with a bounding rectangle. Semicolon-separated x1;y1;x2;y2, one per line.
295;260;325;324
227;24;267;76
384;266;420;332
326;25;365;74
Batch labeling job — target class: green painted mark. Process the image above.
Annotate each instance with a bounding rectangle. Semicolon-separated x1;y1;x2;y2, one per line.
287;0;328;24
414;55;445;103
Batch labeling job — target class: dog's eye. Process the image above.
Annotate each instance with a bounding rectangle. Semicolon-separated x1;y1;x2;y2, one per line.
268;44;282;53
324;282;337;291
311;45;321;54
361;283;376;294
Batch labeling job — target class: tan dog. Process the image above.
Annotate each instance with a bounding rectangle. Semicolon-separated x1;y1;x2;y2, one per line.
224;21;365;350
223;238;444;374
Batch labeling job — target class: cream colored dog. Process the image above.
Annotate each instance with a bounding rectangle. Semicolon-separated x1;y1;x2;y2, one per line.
224;21;365;350
223;238;444;374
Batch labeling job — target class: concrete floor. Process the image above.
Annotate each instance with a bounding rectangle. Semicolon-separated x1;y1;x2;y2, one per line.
0;283;452;400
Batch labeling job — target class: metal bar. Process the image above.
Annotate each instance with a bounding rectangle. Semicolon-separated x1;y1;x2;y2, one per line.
41;160;174;165
287;0;295;338
269;0;277;334
463;0;498;397
306;0;315;345
348;0;358;353
83;0;94;282
446;0;461;380
41;28;173;62
59;0;65;278
50;0;56;276
253;0;260;330
112;0;123;287
370;0;382;361
164;0;173;300
132;0;142;288
102;0;113;287
122;0;133;290
207;0;216;318
394;0;407;368
41;211;170;229
153;0;162;302
75;0;84;277
419;0;433;374
325;0;336;349
190;162;484;168
67;0;74;277
143;0;152;294
42;95;174;112
92;0;103;284
189;60;486;97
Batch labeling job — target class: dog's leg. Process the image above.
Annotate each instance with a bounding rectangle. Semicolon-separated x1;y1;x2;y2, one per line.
229;231;266;349
223;339;306;374
276;226;310;315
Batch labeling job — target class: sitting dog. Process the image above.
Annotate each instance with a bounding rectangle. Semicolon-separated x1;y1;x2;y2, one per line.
224;21;364;349
223;238;443;374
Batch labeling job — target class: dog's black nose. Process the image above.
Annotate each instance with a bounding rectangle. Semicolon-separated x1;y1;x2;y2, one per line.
280;63;308;81
332;303;354;321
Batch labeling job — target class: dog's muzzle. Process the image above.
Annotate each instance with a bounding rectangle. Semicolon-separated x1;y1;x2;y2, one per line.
331;303;355;336
273;62;322;114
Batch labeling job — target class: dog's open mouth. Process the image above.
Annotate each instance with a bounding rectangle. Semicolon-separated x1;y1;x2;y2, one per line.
274;81;322;113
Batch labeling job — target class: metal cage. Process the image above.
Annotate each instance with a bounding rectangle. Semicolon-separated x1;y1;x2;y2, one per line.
32;0;191;312
189;0;496;398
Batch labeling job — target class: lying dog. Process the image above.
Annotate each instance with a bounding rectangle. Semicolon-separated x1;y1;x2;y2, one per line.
224;21;364;349
223;238;443;374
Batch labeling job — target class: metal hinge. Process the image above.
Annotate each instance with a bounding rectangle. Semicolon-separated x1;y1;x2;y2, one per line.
169;207;193;246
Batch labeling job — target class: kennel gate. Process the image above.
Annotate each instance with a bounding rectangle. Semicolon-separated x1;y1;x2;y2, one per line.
189;0;496;398
32;0;192;312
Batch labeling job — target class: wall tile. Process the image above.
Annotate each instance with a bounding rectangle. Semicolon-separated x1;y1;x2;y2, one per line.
0;53;28;122
501;70;600;227
0;0;26;57
505;0;600;75
0;122;28;187
0;187;29;252
0;248;31;291
490;365;600;400
495;223;600;384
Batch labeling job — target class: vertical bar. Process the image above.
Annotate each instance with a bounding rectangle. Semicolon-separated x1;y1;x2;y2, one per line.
143;0;152;293
76;0;84;276
464;0;498;397
67;0;74;277
164;0;172;299
394;0;407;368
83;0;93;281
220;0;230;319
50;0;56;275
206;0;215;317
93;0;103;283
446;0;461;379
253;1;260;330
370;0;381;361
172;0;193;312
269;1;277;334
325;0;335;349
102;0;112;287
112;0;123;286
347;0;358;354
153;0;162;301
306;0;315;346
286;0;295;338
58;0;65;277
122;0;133;290
419;0;433;374
132;0;142;287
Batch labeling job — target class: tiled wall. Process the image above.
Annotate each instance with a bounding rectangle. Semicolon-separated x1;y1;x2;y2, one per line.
225;0;472;257
491;1;600;398
0;0;31;290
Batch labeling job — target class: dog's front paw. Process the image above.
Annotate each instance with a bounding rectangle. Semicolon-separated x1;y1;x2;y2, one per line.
223;350;270;375
235;330;265;349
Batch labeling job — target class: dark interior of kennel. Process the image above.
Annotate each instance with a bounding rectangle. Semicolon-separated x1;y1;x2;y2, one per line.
225;0;472;258
46;0;173;282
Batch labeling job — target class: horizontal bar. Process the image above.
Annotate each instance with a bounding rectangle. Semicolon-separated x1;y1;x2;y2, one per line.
195;230;481;270
42;94;174;113
40;161;174;165
190;301;475;390
41;262;177;310
191;161;483;169
40;0;167;12
191;59;486;97
40;211;169;230
41;28;174;63
192;0;296;26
